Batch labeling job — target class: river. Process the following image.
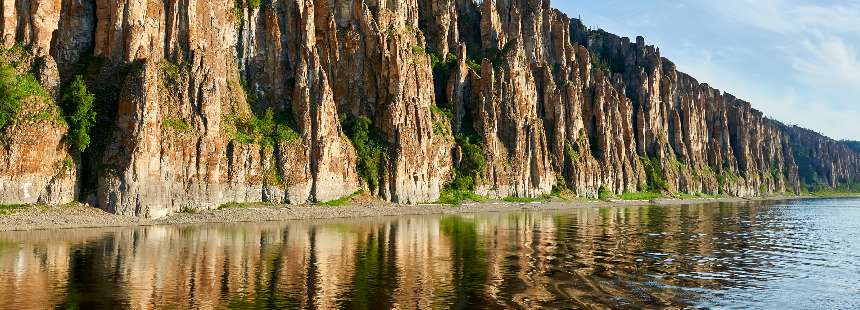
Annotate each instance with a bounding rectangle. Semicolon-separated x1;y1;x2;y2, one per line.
0;198;858;309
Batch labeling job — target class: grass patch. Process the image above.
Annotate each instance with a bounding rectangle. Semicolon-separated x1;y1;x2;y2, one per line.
618;192;663;201
411;45;426;56
436;133;487;205
0;62;51;134
502;195;552;203
320;190;364;207
162;117;190;131
180;207;201;214
676;192;723;199
229;107;300;147
437;188;484;206
808;182;860;197
219;202;253;209
0;204;29;215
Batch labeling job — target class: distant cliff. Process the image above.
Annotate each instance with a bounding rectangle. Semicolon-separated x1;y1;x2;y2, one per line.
0;0;857;217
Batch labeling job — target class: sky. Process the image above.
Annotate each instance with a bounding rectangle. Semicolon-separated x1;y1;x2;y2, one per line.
555;0;860;141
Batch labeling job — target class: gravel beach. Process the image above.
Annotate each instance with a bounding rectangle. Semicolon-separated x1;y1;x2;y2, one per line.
0;196;812;232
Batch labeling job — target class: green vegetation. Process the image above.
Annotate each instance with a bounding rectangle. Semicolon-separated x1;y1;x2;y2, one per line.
429;52;458;72
159;59;183;87
321;190;364;207
0;204;29;215
60;75;97;152
232;0;262;28
465;58;482;73
345;116;388;192
598;186;613;200
502;195;552;203
451;134;485;189
263;158;285;188
234;0;261;11
430;105;452;136
411;45;426;56
239;78;258;106
437;189;484;206
227;78;300;147
591;45;627;74
162;117;190;131
439;216;489;307
450;40;516;75
640;156;669;192
717;170;740;192
618;191;663;201
564;141;581;164
429;52;460;84
230;107;300;147
0;63;50;134
593;55;612;73
456;134;486;182
482;39;518;71
180;207;200;214
806;182;860;197
218;202;255;209
676;192;722;199
436;131;488;205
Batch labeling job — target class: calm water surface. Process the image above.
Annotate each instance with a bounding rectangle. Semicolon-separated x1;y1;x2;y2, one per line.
1;198;858;309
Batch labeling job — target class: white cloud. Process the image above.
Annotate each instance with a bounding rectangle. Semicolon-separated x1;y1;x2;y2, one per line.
693;0;860;140
793;35;860;96
792;4;860;36
706;0;860;36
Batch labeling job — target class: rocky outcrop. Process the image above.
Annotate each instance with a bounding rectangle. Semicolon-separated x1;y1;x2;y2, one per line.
783;125;860;189
0;47;76;205
1;0;858;217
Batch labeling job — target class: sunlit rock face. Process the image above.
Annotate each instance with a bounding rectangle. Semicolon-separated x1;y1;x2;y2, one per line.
0;0;858;217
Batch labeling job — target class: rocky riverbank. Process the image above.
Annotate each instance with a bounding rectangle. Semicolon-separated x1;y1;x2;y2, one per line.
1;194;840;232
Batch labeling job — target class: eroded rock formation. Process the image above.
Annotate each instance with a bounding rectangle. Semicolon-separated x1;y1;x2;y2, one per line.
0;0;858;217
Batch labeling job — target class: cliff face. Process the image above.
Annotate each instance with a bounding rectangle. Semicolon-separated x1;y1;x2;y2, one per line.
0;0;857;217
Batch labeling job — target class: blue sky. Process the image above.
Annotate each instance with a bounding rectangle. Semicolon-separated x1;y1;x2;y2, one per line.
556;0;860;140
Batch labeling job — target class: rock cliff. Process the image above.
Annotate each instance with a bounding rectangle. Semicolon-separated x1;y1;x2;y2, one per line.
0;0;858;217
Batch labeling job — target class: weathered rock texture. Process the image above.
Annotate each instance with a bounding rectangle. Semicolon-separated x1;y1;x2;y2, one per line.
0;47;76;205
1;0;858;217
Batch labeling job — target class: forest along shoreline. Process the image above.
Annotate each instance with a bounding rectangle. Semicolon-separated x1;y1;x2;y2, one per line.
1;194;853;232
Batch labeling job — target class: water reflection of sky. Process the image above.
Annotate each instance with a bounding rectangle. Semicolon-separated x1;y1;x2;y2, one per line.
0;198;858;309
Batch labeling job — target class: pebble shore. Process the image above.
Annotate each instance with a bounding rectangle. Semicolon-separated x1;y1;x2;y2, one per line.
0;196;810;232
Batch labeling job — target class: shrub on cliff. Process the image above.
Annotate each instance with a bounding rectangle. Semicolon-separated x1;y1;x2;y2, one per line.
640;156;669;192
231;108;300;147
455;134;486;183
61;75;96;152
346;116;387;192
0;63;50;134
598;186;613;200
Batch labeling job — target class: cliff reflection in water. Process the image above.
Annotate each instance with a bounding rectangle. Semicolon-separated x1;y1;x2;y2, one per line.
1;199;859;309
